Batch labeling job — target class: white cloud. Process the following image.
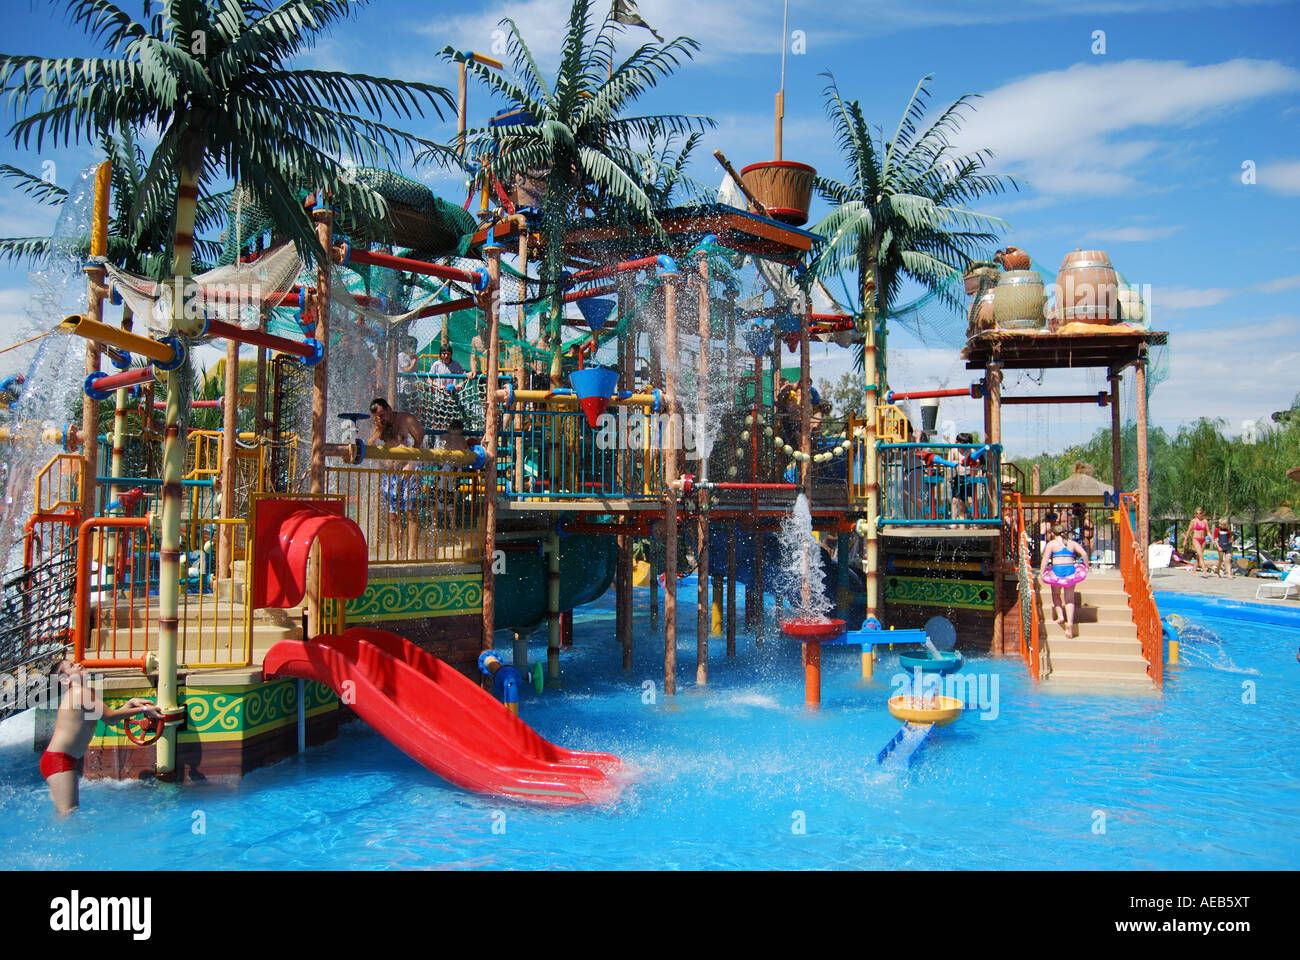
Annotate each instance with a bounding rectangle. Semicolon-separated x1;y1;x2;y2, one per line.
1255;274;1300;294
948;59;1300;197
1083;224;1184;243
1149;286;1235;311
1256;159;1300;195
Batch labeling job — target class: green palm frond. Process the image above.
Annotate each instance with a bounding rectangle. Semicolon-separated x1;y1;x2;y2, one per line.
0;163;68;204
2;0;456;271
809;71;1019;377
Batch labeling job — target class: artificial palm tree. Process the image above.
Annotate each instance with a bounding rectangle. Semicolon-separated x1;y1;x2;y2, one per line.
440;0;713;375
0;0;454;776
811;73;1018;381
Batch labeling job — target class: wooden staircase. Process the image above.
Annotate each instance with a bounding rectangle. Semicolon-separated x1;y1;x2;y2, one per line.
1037;569;1156;689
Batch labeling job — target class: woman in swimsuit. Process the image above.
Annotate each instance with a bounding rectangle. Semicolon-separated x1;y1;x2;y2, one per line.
1183;507;1210;576
1040;521;1089;638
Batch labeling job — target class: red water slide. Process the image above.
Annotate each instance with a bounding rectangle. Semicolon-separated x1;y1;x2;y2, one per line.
263;628;623;805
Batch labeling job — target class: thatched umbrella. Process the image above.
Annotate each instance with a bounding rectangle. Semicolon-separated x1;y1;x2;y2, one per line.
1288;465;1300;484
1042;461;1114;497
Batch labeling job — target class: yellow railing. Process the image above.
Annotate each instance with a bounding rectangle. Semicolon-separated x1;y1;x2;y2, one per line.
79;515;251;670
35;453;85;513
176;517;252;668
325;465;483;564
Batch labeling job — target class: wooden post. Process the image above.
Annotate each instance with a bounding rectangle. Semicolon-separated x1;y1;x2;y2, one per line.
481;244;503;653
752;347;765;645
724;297;737;654
985;361;1004;652
457;59;468;158
219;335;240;577
862;302;879;631
386;330;398;406
1109;372;1122;494
695;254;711;686
306;207;333;638
108;306;135;518
80;265;105;520
799;299;812;490
662;272;681;697
1135;350;1150;558
618;275;636;669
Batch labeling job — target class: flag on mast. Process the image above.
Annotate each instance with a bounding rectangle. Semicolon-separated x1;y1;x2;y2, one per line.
612;0;665;42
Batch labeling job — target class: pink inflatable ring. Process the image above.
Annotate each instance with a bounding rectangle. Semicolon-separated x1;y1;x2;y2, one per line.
1041;565;1088;588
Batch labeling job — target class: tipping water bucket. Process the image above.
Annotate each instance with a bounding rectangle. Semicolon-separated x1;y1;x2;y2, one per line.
920;398;940;433
576;297;616;332
569;365;620;428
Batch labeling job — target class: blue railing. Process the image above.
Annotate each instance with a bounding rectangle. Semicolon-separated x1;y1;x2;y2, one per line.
878;443;1002;526
497;407;663;501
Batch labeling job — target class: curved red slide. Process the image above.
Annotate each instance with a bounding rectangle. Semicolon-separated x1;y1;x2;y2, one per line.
263;628;623;805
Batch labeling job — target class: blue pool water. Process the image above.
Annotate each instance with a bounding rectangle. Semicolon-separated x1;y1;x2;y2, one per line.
2;589;1297;870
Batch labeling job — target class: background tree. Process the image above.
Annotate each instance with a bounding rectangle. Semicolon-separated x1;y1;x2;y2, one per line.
809;73;1017;382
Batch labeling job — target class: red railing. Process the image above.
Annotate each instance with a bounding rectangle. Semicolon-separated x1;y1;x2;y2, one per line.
1009;492;1041;681
1117;492;1162;687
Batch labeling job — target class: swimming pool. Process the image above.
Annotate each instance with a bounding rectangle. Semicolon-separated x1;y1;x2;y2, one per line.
2;587;1296;870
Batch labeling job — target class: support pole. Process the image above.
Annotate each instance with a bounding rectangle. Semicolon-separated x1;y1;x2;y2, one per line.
219;334;240;577
306;206;333;638
752;346;765;646
695;254;710;686
985;362;1005;653
108;307;134;523
1110;372;1122;494
481;243;503;653
862;298;880;632
618;274;635;669
546;530;561;680
662;272;681;697
1135;350;1150;558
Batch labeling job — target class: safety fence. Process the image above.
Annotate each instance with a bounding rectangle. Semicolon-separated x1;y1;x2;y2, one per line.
1;543;77;719
1009;493;1044;682
325;465;483;563
877;443;1003;526
497;406;664;501
1118;492;1163;688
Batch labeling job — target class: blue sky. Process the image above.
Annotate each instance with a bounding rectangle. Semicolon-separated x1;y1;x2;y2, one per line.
1;0;1298;455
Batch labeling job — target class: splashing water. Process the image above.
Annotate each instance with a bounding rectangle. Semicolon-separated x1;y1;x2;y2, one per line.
775;494;832;622
1174;624;1261;675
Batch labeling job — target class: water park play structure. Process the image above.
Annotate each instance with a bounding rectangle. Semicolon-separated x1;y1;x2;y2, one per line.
0;48;1173;808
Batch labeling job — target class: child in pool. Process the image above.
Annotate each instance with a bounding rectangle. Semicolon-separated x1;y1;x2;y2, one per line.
42;660;162;814
1040;521;1089;639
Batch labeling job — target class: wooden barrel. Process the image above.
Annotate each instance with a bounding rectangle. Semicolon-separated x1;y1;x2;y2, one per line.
1055;249;1118;323
739;161;817;226
993;270;1045;329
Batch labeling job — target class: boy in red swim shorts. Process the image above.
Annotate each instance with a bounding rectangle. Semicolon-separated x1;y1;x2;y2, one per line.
41;660;162;814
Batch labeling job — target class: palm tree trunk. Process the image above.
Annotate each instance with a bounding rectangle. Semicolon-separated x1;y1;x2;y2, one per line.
156;162;203;778
861;238;881;629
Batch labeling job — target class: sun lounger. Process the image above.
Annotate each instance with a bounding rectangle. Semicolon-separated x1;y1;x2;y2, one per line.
1256;566;1300;600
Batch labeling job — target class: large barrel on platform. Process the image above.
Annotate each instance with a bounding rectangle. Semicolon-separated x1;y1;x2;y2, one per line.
1054;249;1118;323
992;270;1046;329
739;161;816;226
